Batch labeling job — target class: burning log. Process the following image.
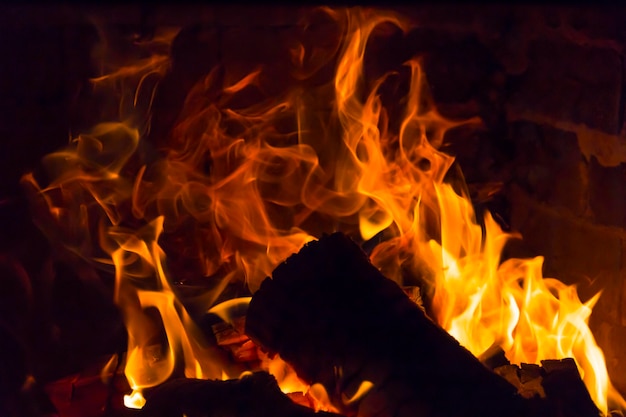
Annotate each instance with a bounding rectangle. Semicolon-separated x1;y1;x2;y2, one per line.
44;354;135;417
141;372;341;417
245;232;531;417
493;359;601;417
213;319;260;364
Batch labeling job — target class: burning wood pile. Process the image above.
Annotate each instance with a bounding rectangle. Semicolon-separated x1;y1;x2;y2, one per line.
43;233;604;417
175;232;596;417
4;5;625;417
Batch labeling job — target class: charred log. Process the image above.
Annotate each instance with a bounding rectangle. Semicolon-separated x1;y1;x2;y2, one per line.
245;232;532;417
541;359;600;417
493;359;601;417
141;371;341;417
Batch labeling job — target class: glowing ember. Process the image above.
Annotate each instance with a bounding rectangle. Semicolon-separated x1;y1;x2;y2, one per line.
123;390;146;410
22;6;624;416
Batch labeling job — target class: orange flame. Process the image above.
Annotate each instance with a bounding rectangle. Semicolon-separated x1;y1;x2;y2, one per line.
23;6;624;415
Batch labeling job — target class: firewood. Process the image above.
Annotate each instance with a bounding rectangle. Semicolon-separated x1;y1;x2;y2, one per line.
233;340;260;362
494;364;546;400
213;320;249;346
44;354;136;417
245;232;532;417
140;371;342;417
493;359;601;416
540;359;600;417
212;320;259;364
477;343;511;370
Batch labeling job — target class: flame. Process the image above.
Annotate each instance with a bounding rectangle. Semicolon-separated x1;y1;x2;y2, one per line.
23;6;624;415
258;352;310;395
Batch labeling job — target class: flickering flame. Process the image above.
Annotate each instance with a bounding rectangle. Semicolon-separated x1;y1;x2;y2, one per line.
23;6;624;415
258;352;311;395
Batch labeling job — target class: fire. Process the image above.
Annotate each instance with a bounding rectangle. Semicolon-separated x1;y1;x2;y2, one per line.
22;6;624;416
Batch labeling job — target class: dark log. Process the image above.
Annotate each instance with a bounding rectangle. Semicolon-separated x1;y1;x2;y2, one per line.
493;359;601;417
245;232;532;417
44;354;135;417
212;319;259;364
540;359;601;417
141;371;342;417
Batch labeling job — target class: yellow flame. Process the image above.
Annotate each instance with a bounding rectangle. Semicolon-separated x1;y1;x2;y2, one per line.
107;217;232;404
258;352;310;394
341;380;374;405
207;297;252;325
423;190;616;413
23;6;624;415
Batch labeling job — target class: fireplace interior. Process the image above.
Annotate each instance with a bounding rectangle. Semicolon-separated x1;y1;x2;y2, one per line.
1;4;626;417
